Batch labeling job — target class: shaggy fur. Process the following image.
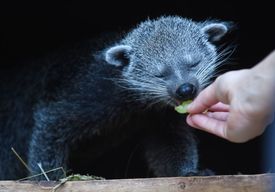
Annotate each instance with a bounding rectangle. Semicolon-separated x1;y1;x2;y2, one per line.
0;16;232;180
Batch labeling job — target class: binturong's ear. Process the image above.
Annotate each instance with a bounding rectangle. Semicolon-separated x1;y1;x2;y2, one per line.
201;22;232;43
105;45;132;67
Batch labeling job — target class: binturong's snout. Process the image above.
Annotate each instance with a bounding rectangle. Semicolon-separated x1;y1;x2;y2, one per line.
175;83;197;101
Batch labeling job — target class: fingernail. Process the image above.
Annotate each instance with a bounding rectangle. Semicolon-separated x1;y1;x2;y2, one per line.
187;102;193;112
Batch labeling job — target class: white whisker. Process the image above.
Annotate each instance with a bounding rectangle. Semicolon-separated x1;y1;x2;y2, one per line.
196;45;235;88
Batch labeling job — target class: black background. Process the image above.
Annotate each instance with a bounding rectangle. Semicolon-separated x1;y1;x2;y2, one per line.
1;1;274;68
1;1;274;178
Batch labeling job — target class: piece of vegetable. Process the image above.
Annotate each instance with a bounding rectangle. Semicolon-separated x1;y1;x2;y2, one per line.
174;100;193;114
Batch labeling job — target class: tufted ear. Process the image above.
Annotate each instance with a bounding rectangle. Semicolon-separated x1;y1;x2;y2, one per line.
105;45;132;66
201;22;231;42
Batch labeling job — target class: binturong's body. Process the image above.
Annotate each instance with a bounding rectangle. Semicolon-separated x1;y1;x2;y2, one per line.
0;16;232;180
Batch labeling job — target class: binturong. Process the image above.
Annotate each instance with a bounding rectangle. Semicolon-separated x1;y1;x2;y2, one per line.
0;16;233;180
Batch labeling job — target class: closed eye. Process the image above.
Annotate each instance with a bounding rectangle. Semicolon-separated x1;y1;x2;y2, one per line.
155;67;172;79
155;73;165;78
184;54;201;68
189;61;200;68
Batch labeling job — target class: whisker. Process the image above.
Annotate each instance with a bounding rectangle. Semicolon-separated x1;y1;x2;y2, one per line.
196;45;236;87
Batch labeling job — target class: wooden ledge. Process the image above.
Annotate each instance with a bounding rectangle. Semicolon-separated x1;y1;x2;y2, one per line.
0;174;274;192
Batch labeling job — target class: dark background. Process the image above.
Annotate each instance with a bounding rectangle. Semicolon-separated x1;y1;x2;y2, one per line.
1;1;274;178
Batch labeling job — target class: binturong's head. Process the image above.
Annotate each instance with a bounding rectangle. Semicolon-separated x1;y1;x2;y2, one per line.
104;16;232;107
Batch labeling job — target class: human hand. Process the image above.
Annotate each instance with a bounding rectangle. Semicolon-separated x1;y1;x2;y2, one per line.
186;51;275;143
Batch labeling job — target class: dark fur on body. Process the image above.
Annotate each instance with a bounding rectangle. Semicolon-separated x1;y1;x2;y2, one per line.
0;16;231;180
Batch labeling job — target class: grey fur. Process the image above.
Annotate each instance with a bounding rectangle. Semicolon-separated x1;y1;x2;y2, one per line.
0;16;231;180
107;16;231;106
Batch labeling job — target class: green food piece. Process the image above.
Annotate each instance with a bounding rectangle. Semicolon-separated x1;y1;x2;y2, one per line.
174;100;193;114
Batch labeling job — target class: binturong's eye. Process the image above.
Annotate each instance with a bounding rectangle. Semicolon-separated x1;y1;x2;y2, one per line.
155;73;165;79
188;60;200;68
155;66;172;79
185;54;201;68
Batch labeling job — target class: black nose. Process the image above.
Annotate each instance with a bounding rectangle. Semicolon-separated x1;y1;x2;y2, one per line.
176;83;197;101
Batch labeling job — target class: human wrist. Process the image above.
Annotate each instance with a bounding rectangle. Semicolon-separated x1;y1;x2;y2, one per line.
252;50;275;78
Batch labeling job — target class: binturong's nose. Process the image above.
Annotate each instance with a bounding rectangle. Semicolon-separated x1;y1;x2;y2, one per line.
175;83;197;101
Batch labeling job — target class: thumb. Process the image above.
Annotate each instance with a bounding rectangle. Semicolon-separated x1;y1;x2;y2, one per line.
188;83;219;114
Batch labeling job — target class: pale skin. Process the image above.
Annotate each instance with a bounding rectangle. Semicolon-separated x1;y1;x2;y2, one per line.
187;50;275;143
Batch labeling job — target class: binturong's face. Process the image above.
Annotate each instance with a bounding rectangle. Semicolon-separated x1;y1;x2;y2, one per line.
104;16;232;107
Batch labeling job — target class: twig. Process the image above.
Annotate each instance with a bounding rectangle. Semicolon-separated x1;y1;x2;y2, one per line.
51;174;105;192
11;147;32;173
37;163;50;181
17;167;66;181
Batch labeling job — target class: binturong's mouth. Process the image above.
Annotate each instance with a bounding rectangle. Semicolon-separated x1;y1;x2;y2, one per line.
166;82;199;112
174;100;193;114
